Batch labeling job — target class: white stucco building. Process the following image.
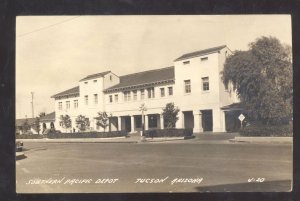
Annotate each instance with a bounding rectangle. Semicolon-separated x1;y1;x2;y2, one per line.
51;45;239;133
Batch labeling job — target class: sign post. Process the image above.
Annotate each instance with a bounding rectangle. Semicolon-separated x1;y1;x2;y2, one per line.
238;114;245;129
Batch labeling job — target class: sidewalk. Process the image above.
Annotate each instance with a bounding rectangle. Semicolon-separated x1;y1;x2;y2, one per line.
229;136;293;144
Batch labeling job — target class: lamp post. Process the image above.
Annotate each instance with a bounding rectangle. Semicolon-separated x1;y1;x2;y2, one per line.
139;103;147;137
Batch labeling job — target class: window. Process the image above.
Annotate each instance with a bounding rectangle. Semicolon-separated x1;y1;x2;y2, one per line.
168;87;173;96
124;91;131;102
93;80;97;83
66;101;70;110
149;115;158;128
110;75;112;81
184;80;191;93
94;94;98;104
74;100;78;109
85;95;88;105
202;77;209;91
58;102;62;110
183;61;190;65
201;57;208;61
114;94;118;102
133;90;137;101
109;95;113;103
147;87;155;98
160;88;165;97
140;89;145;100
84;81;88;84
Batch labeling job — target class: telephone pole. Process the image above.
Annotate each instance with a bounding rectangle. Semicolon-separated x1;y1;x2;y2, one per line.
31;92;34;118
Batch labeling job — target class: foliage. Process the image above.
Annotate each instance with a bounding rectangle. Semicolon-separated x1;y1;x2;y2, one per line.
34;117;41;134
144;128;193;138
95;112;109;132
75;115;90;132
60;115;72;131
39;112;46;117
16;134;44;139
162;102;180;128
47;131;127;139
50;122;55;129
239;123;293;137
21;119;31;133
222;36;292;125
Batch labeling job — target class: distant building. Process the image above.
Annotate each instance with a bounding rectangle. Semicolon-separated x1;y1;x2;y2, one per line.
39;112;55;133
51;45;240;133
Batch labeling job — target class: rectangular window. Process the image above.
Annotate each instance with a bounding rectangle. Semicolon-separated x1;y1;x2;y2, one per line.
84;81;88;84
147;87;155;98
124;91;131;102
133;90;137;101
202;77;209;91
74;100;78;109
109;95;113;103
115;94;118;102
93;80;97;83
140;89;145;100
85;95;88;105
184;80;191;93
183;61;190;65
160;88;165;97
201;57;208;61
168;87;173;96
66;101;70;110
58;102;62;110
94;94;98;104
110;75;112;81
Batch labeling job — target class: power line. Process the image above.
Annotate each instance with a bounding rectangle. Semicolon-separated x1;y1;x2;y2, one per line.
17;16;81;38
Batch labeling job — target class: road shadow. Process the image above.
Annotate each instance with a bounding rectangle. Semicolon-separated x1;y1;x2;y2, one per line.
195;180;292;192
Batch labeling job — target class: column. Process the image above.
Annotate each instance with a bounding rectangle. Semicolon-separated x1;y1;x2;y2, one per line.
213;108;226;132
117;116;122;131
160;115;164;129
130;116;135;133
193;110;203;133
145;115;149;130
176;112;183;128
222;111;226;132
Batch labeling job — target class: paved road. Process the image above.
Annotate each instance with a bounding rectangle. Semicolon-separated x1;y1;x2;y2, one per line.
16;141;292;193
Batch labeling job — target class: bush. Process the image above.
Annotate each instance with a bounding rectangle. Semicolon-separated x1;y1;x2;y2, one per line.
239;123;293;137
47;131;128;139
16;134;44;139
144;128;193;138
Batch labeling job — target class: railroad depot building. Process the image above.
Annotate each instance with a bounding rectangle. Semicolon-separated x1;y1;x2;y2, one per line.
51;45;239;133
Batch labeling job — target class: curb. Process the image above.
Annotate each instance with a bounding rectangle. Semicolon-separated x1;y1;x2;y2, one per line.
229;137;293;144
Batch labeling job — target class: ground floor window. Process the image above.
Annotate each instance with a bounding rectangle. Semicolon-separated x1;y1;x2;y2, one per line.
135;116;142;128
149;115;157;128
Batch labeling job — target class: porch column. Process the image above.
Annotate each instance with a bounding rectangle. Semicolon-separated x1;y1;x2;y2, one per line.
118;116;122;131
222;111;226;132
213;108;226;132
130;115;135;133
145;115;149;130
193;110;203;133
160;115;164;129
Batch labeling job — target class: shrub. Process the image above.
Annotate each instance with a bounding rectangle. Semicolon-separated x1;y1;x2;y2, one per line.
239;123;293;137
47;131;128;139
144;128;193;138
16;134;44;139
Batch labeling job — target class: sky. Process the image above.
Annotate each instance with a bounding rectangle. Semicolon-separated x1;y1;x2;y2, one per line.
16;15;292;119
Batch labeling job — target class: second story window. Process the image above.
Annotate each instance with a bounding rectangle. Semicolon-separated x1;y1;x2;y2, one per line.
124;91;131;102
74;100;78;109
115;94;118;102
183;61;190;65
147;87;155;99
133;90;137;101
168;87;173;96
201;57;208;61
184;80;191;94
202;77;209;91
85;95;88;105
109;95;113;103
66;101;70;110
140;89;145;100
84;81;88;84
110;75;112;81
160;88;165;97
93;80;97;83
94;94;98;104
58;102;62;110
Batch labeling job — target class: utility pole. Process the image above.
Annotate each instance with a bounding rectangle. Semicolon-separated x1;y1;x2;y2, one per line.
31;92;34;118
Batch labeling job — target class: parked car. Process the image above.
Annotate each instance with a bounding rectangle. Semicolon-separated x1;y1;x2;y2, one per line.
16;141;23;152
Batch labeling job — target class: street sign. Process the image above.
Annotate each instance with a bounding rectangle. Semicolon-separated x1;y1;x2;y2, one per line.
238;114;245;122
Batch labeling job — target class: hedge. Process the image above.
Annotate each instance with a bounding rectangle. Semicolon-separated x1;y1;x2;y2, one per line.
16;134;44;139
144;128;193;138
239;124;293;137
47;131;128;139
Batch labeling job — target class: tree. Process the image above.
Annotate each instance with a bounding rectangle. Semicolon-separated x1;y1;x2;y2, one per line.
21;119;31;133
39;112;46;117
34;117;41;134
75;115;90;132
60;115;72;132
162;102;180;128
222;36;292;125
95;112;109;132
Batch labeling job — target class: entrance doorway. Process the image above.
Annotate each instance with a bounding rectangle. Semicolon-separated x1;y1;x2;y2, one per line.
201;110;213;132
124;116;131;132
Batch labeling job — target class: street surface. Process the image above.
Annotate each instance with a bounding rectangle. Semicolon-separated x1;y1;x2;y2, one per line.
16;140;292;193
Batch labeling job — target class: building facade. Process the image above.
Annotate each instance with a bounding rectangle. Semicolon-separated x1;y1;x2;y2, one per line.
51;45;239;133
